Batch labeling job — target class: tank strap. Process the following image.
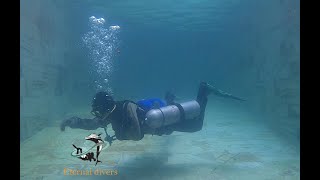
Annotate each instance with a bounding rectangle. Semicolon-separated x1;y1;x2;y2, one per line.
173;103;185;122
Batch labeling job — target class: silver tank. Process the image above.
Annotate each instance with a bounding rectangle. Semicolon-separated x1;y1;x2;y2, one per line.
145;100;200;129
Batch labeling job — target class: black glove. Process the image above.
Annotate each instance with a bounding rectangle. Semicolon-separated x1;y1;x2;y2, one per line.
60;116;80;131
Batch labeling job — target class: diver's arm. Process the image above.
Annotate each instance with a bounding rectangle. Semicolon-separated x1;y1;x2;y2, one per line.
60;116;107;131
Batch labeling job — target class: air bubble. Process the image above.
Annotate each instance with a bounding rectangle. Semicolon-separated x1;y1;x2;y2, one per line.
82;16;120;92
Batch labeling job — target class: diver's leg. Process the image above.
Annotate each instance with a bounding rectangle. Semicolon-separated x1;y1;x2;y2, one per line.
195;82;211;129
179;82;209;131
162;82;209;133
150;82;245;136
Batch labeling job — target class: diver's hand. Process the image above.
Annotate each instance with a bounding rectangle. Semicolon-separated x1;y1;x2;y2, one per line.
60;116;79;131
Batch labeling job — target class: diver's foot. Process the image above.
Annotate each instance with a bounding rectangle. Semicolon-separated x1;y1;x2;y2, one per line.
199;82;216;96
199;81;246;101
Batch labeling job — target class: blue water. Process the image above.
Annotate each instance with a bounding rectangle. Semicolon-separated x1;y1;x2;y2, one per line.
20;0;300;179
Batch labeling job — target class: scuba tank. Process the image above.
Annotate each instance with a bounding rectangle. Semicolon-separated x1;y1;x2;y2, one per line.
144;100;201;129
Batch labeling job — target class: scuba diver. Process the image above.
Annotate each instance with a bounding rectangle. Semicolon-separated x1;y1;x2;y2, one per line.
60;82;245;143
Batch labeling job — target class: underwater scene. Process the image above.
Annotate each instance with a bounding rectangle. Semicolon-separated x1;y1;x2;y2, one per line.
20;0;300;179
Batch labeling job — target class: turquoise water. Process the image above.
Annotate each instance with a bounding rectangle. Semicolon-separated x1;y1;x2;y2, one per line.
20;0;300;179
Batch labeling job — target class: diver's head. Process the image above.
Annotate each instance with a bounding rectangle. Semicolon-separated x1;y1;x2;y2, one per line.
91;91;116;119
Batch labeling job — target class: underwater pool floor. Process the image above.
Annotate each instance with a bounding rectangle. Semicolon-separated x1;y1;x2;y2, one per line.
21;101;300;180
